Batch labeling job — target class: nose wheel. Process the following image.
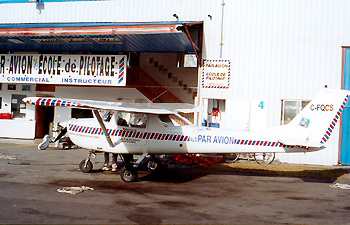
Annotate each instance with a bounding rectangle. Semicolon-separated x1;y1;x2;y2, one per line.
79;159;93;173
78;151;95;173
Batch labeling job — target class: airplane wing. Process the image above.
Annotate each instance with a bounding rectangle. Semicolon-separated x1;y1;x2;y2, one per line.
22;97;199;114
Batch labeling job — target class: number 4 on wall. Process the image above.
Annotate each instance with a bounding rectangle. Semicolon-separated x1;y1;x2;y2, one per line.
258;101;264;109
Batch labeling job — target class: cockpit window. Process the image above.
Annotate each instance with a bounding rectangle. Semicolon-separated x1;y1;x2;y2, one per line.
129;114;147;128
159;114;191;127
102;111;113;122
117;117;128;126
159;114;175;127
113;112;147;128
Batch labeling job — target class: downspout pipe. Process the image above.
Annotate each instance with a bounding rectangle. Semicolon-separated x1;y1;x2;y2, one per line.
220;0;225;58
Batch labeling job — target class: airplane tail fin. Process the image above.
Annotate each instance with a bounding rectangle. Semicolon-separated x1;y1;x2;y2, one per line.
277;89;350;148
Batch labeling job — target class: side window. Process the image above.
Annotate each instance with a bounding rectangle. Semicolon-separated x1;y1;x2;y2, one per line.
114;112;147;128
72;108;93;119
281;100;310;125
0;97;2;109
117;117;128;126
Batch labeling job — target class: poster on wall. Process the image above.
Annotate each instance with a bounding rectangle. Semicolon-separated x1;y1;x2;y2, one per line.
0;54;126;86
201;59;230;89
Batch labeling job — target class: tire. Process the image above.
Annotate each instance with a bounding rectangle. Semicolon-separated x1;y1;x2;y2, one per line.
223;153;239;164
120;165;138;182
253;153;275;164
147;158;162;173
62;144;71;150
79;159;93;173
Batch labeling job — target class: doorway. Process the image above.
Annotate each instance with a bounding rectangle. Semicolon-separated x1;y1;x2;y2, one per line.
35;105;54;138
202;99;226;128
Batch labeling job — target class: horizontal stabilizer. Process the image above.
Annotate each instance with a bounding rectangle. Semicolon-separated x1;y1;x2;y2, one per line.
277;138;324;148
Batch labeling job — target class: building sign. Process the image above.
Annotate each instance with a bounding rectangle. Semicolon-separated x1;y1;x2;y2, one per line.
201;59;230;89
0;54;126;86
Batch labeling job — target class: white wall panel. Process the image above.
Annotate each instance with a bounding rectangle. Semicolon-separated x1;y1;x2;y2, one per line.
217;0;350;165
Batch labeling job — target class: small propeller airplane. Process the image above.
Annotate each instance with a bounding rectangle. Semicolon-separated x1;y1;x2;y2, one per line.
23;88;349;182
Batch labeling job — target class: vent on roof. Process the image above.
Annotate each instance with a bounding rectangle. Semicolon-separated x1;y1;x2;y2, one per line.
91;37;122;44
8;38;24;44
31;37;61;44
61;37;90;44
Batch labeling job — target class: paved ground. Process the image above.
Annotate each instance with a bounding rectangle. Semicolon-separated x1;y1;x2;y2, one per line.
1;139;350;224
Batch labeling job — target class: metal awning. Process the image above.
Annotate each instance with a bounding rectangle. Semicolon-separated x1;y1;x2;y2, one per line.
0;21;202;53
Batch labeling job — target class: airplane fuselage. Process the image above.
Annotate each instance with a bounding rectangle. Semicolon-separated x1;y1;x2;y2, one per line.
66;114;317;155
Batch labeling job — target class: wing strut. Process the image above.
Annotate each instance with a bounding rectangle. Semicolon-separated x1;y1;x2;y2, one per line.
92;110;121;148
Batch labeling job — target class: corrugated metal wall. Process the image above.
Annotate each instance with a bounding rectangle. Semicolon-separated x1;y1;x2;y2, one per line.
219;0;350;165
1;0;350;165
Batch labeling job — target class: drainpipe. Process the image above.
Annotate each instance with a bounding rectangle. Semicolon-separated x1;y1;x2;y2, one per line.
220;0;225;58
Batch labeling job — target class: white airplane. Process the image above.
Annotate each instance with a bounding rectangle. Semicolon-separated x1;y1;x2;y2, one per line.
23;88;349;182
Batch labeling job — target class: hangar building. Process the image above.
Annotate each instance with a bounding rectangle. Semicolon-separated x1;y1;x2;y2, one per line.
0;0;350;166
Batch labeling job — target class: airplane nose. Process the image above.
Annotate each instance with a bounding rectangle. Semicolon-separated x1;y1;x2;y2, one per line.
22;97;36;105
22;97;31;104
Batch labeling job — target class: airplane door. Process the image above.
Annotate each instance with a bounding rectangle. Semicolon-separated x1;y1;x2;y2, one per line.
113;112;148;153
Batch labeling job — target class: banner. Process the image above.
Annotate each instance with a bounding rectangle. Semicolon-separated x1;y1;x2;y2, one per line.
0;54;126;86
201;59;230;89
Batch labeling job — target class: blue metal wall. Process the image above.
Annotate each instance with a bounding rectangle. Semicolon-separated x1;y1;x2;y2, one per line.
340;49;350;164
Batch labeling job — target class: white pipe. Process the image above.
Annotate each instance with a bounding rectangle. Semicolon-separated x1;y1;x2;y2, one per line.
220;0;225;58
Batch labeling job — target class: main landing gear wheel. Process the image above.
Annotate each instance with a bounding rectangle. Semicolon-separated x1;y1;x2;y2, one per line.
253;153;275;164
79;159;93;173
147;158;162;173
120;165;138;182
223;153;239;164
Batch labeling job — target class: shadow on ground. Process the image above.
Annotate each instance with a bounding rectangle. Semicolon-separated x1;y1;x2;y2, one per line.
59;161;348;185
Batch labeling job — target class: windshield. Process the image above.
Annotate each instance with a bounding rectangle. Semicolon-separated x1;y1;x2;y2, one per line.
159;114;192;127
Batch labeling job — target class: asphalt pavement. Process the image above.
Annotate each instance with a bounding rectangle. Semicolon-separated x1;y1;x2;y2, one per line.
1;138;350;224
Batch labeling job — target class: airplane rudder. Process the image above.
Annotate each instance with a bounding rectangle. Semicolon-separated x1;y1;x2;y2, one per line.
297;89;350;145
319;90;350;144
292;89;349;124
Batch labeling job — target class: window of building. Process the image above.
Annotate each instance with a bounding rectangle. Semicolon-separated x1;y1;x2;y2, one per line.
22;85;31;92
281;100;310;125
177;53;198;68
0;83;2;91
0;97;2;109
11;94;26;118
8;84;16;91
